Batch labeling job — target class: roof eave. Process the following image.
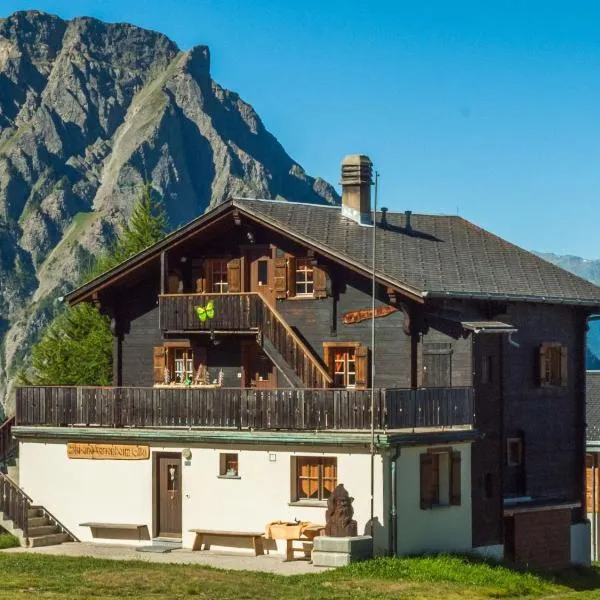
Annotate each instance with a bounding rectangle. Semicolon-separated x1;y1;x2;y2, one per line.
423;289;600;308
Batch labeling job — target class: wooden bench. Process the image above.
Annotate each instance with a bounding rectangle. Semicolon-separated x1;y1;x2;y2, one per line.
189;529;265;556
80;522;147;541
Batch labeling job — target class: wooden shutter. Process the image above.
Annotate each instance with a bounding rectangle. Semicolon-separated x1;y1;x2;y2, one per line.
227;258;241;293
153;346;166;384
274;257;288;299
355;344;369;390
313;265;327;299
287;256;296;298
450;451;461;505
420;453;434;510
323;345;334;373
560;345;568;386
167;272;182;294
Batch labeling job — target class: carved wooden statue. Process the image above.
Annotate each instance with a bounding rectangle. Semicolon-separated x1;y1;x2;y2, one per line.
324;483;357;537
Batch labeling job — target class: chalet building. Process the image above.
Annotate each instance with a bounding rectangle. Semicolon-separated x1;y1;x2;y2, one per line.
3;154;600;567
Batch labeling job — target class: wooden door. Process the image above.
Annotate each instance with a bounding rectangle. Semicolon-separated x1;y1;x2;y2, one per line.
242;341;277;388
246;247;275;305
156;454;182;538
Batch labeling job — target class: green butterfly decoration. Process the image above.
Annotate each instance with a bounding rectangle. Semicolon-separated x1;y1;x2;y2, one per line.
195;301;215;322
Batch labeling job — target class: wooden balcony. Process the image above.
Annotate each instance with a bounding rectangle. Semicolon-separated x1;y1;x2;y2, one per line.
15;386;473;431
159;293;332;389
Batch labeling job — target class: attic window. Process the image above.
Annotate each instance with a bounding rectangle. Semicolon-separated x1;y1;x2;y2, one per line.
539;342;567;387
295;258;314;296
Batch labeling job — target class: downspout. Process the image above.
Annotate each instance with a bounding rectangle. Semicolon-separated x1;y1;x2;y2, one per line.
389;447;400;556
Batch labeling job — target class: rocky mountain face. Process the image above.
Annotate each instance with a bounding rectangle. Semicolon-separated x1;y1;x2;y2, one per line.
0;10;338;412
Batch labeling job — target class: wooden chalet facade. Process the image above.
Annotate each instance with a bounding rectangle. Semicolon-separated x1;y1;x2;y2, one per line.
10;155;600;567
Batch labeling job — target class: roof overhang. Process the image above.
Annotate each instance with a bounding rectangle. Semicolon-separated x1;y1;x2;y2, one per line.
461;321;517;334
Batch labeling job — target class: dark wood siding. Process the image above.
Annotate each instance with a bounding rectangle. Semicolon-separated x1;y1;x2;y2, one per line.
502;303;586;508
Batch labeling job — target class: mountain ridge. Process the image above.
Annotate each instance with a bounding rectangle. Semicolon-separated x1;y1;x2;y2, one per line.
0;10;338;411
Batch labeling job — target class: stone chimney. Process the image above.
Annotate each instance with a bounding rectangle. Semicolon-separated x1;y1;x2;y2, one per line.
341;154;373;225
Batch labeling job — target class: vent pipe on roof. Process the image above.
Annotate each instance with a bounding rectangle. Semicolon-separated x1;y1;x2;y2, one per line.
380;206;388;229
404;210;412;232
340;154;373;225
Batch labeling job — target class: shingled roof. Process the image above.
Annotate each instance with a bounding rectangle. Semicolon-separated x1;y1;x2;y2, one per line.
67;197;600;306
237;198;600;305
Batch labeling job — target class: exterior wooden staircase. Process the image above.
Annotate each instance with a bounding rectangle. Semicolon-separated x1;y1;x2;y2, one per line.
0;417;76;547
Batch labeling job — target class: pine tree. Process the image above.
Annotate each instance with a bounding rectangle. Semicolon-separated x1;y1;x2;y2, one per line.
24;185;170;385
23;303;113;386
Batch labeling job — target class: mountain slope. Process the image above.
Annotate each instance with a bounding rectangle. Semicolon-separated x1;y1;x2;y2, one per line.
0;10;338;411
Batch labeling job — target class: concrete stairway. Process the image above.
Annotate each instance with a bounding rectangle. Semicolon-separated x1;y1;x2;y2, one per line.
0;472;76;548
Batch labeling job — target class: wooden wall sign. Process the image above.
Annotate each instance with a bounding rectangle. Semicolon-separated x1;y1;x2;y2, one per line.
343;305;399;325
67;443;150;460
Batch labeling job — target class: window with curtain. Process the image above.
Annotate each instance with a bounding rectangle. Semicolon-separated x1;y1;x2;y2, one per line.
293;456;337;501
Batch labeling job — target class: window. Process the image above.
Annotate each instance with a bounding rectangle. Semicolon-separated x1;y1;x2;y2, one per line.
506;438;523;467
323;342;368;389
420;448;461;509
257;259;268;286
219;453;239;477
295;258;314;296
173;348;194;383
211;259;229;294
292;456;337;502
539;342;567;387
334;348;356;388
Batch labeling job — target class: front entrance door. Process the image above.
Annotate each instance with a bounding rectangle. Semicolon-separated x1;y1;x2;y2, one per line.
246;247;275;305
155;453;182;538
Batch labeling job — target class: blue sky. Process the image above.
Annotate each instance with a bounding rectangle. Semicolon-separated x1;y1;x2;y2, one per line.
4;1;600;258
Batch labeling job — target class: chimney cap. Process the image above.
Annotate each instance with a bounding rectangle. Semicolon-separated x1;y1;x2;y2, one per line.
341;154;372;166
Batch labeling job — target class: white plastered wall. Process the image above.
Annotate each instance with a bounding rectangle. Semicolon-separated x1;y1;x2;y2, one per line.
18;440;387;553
396;442;473;555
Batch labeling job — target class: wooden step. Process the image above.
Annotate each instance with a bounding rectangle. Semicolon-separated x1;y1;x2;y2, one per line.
28;525;59;537
28;516;50;528
29;532;70;548
27;508;43;519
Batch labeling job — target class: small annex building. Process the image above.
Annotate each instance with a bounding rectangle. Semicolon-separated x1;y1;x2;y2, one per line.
7;155;600;568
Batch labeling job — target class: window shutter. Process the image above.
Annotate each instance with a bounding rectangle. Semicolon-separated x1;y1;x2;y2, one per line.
313;265;327;299
450;451;461;505
227;258;241;293
420;453;434;510
539;343;549;386
274;257;288;299
204;261;214;293
355;344;369;390
560;345;568;386
153;346;166;384
287;256;296;298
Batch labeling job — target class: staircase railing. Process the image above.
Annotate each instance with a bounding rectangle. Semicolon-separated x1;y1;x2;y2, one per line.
0;417;16;465
255;295;333;389
0;471;31;542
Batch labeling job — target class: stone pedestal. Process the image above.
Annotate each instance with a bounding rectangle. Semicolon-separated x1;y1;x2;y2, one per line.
312;535;372;567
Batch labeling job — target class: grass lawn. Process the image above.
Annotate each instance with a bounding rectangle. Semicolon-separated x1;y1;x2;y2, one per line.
1;554;600;599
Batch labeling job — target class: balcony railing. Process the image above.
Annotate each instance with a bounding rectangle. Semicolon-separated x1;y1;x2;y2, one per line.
15;386;473;431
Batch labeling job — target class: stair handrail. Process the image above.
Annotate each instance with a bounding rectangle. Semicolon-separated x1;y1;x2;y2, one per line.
36;504;79;543
0;416;16;464
0;471;32;542
255;293;333;386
